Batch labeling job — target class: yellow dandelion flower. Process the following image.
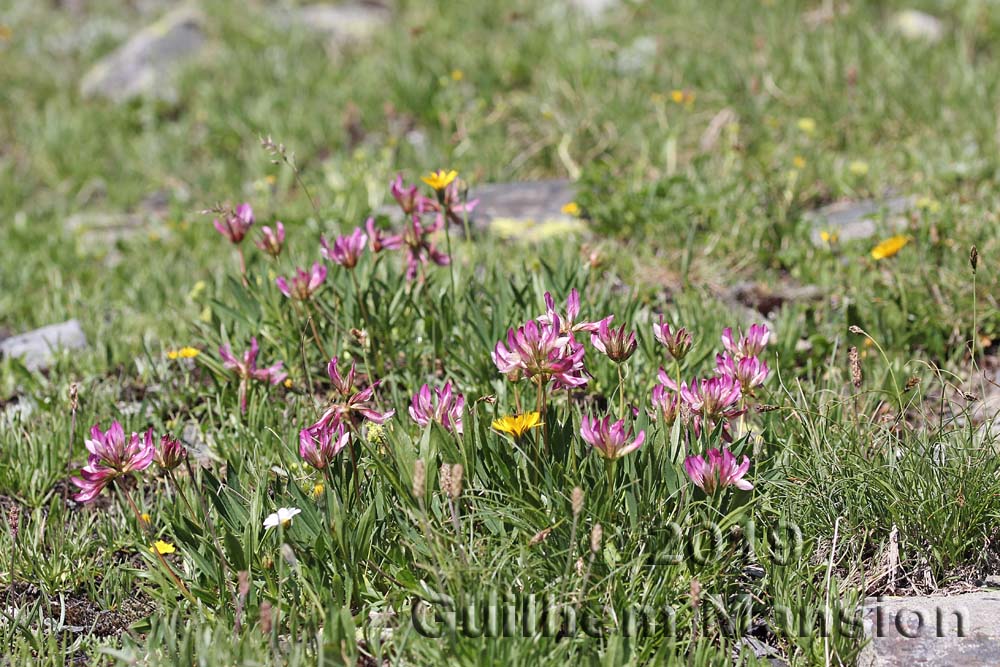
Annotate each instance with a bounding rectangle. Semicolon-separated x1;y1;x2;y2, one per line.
492;412;542;439
870;235;909;260
312;483;325;499
140;513;151;524
561;202;581;216
792;155;806;169
166;350;179;360
848;160;869;176
179;347;199;358
820;230;839;244
150;540;176;555
422;169;458;191
450;69;464;81
670;89;695;105
797;117;817;134
283;378;293;389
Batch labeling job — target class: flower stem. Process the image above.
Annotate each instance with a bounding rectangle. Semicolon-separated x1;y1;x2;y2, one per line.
617;363;625;419
237;246;248;287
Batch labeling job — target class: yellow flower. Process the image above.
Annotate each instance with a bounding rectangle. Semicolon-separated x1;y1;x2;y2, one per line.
670;89;695;105
561;202;581;216
870;235;909;260
797;117;817;134
450;69;464;81
283;378;293;389
167;346;199;360
492;412;542;439
0;25;10;41
312;483;325;499
150;540;176;555
140;513;151;524
848;160;869;176
422;169;458;191
820;230;839;244
188;280;206;300
792;155;806;169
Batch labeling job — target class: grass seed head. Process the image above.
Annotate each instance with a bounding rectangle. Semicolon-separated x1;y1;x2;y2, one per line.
571;486;584;517
412;459;426;499
590;523;603;554
849;346;862;388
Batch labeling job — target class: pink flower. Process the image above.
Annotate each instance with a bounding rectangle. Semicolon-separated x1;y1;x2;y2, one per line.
390;174;435;216
321;227;368;269
438;181;479;228
492;316;588;388
155;434;187;470
255;222;285;257
721;324;770;360
219;337;287;413
716;354;769;390
299;419;350;470
591;319;637;363
538;289;604;334
580;415;645;459
275;262;327;300
684;448;754;493
70;422;155;503
366;217;403;253
658;372;743;437
308;357;395;430
652;317;693;360
408;382;465;435
650;384;680;425
400;216;449;280
213;203;254;244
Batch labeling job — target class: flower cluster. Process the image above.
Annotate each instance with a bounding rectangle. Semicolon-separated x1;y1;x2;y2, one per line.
409;382;465;435
684;448;754;494
71;421;188;503
219;338;287;413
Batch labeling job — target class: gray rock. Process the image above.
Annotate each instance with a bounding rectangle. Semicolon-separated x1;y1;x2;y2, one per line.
861;592;1000;666
469;180;588;242
283;3;391;47
616;36;657;74
0;320;88;371
807;196;913;246
79;5;206;103
568;0;620;20
891;10;945;43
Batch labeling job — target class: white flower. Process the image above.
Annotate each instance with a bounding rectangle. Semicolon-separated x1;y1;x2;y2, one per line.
263;507;301;530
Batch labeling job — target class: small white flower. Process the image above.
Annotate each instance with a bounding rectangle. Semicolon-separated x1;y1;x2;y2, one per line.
263;507;301;530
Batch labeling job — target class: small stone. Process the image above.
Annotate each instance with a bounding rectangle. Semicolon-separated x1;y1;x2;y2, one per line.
568;0;620;20
807;196;913;246
469;180;588;243
283;3;391;47
891;10;945;43
862;593;1000;666
0;320;88;371
79;6;207;103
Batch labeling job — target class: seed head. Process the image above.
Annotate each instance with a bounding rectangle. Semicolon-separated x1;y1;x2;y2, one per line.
439;463;452;496
69;383;79;411
590;523;603;554
849;346;862;388
970;245;979;273
571;487;584;517
412;459;426;500
448;463;464;500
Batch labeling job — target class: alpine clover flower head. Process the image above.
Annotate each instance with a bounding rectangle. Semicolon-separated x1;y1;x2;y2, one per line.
400;216;449;280
327;356;357;397
492;316;588;388
538;289;604;334
580;415;645;459
321;226;368;269
255;222;285;257
591;319;637;363
155;434;187;470
390;174;434;216
716;353;769;390
219;337;288;413
275;262;327;300
684;448;754;494
438;180;479;227
213;203;254;244
422;169;458;192
409;382;465;435
659;371;743;437
365;217;403;253
721;323;770;360
299;420;350;470
306;357;395;432
653;317;693;361
70;422;155;503
650;384;680;425
491;412;542;439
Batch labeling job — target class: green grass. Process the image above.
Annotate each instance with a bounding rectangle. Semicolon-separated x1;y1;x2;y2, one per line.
2;0;1000;664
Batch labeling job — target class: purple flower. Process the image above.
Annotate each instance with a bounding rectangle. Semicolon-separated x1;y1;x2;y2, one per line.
538;289;604;334
438;181;479;228
400;216;449;280
591;319;637;363
308;357;395;430
366;217;403;253
721;323;770;360
299;419;350;470
213;203;254;244
580;415;645;459
275;262;327;300
492;316;588;388
716;353;769;390
650;384;680;425
684;448;754;493
652;317;693;360
155;434;187;470
70;422;155;503
219;337;288;413
321;227;368;269
409;382;465;435
255;222;285;257
659;372;743;437
390;174;435;216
